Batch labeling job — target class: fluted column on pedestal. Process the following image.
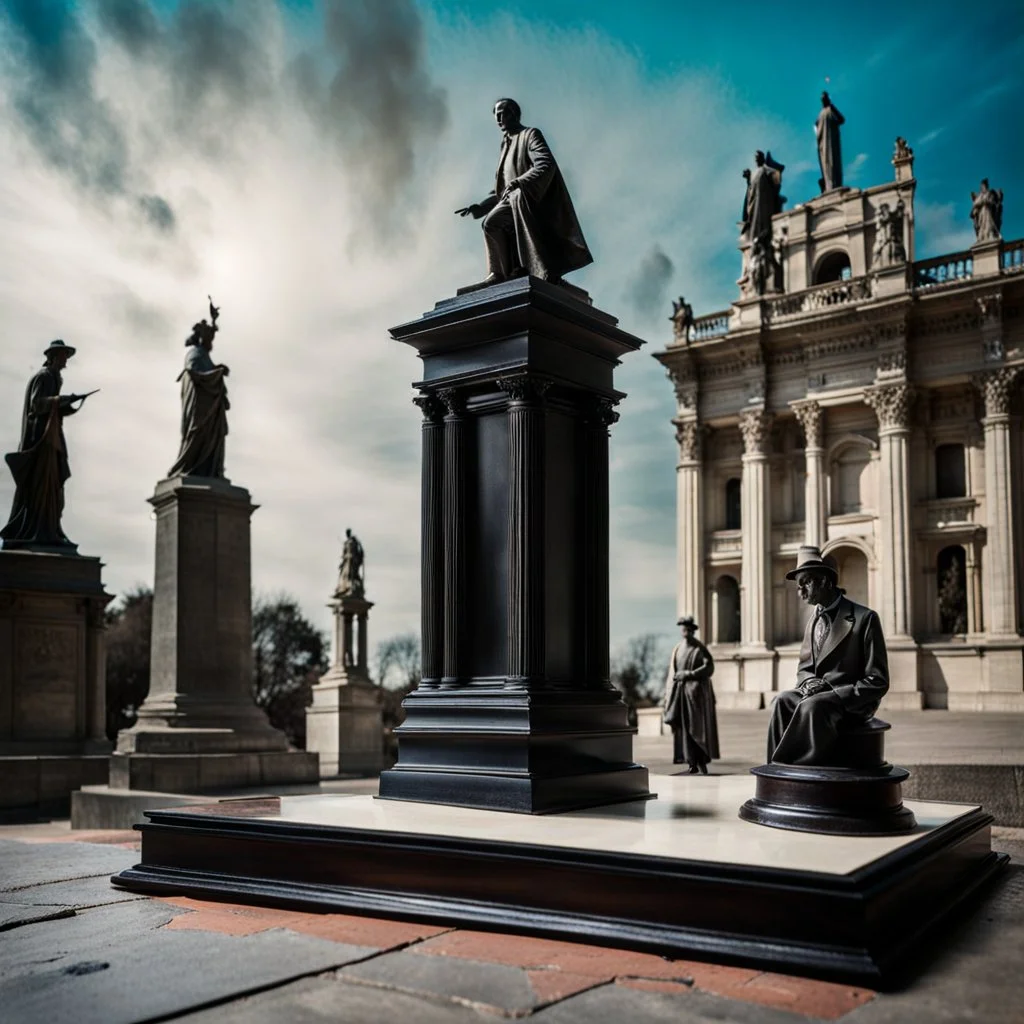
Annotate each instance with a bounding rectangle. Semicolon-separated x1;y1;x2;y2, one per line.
864;384;915;640
583;397;619;689
498;376;551;689
674;418;705;623
974;368;1022;637
415;394;445;689
792;400;827;549
738;409;773;650
440;388;468;688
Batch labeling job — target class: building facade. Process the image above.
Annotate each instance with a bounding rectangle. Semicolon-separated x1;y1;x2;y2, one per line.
657;141;1023;711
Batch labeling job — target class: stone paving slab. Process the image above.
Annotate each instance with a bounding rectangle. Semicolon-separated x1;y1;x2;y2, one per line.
0;839;137;891
0;874;147;910
178;974;500;1023
0;903;75;930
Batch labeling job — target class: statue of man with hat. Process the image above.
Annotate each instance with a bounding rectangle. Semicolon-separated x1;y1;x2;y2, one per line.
662;615;720;774
767;545;889;765
2;340;96;550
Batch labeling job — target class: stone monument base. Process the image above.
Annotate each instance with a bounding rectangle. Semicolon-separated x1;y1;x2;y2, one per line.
110;773;1006;985
306;673;384;777
0;548;112;813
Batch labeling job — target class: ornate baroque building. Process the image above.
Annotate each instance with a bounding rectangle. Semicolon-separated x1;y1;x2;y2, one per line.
657;140;1024;711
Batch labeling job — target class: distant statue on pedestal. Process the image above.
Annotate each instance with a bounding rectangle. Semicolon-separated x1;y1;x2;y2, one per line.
767;547;889;765
662;616;720;775
815;91;845;192
168;297;230;479
455;98;593;287
336;528;365;598
670;296;694;341
971;179;1003;243
741;150;785;295
2;340;97;550
872;199;907;267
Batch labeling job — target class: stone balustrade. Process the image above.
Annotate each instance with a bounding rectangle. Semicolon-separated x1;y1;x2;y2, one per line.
914;252;973;289
691;311;730;341
768;276;873;319
1002;240;1024;275
922;498;977;530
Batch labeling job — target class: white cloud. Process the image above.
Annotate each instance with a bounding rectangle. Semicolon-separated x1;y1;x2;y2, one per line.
915;200;976;259
0;3;796;653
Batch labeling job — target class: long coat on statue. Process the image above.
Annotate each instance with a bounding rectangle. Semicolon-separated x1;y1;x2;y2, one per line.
662;640;720;766
485;126;593;280
768;596;889;765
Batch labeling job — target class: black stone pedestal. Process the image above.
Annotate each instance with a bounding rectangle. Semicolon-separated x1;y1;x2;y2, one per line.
739;718;917;835
379;277;651;813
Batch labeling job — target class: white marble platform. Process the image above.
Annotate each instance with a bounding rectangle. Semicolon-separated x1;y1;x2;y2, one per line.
265;773;974;876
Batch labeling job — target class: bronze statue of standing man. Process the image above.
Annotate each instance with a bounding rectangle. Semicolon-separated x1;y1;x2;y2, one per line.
2;340;96;551
662;616;720;774
456;98;592;287
168;297;230;479
815;91;845;193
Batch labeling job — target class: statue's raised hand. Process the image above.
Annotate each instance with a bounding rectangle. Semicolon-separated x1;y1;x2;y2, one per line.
455;204;484;219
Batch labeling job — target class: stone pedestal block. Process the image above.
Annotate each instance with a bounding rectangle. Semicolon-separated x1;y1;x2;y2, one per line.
0;549;112;811
112;476;317;791
379;277;651;813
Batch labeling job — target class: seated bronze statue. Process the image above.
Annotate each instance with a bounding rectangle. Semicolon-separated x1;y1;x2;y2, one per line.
767;546;889;766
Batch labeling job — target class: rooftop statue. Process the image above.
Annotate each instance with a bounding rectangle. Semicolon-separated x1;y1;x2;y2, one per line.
168;297;230;479
742;150;785;247
1;340;96;551
872;199;907;268
455;98;593;287
971;178;1003;244
815;91;845;192
336;528;365;598
766;546;889;766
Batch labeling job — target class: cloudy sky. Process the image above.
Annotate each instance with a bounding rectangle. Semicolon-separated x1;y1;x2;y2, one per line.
1;0;1019;662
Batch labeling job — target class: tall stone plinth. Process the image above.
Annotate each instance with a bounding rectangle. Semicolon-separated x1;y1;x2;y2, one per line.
110;476;317;792
306;593;384;776
378;277;651;814
0;549;112;811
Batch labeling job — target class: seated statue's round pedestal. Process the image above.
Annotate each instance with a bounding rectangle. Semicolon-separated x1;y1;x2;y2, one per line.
739;719;917;836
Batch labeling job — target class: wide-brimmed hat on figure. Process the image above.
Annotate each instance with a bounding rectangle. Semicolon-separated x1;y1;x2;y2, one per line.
43;339;76;358
676;615;699;630
785;545;838;583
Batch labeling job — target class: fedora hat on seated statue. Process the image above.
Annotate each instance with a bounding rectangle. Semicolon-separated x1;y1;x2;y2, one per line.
785;545;838;583
676;615;699;630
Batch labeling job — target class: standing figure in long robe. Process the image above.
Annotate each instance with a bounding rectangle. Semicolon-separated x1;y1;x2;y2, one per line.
168;302;230;479
970;179;1003;243
2;340;92;550
336;528;365;597
662;616;720;774
815;91;845;193
456;98;592;286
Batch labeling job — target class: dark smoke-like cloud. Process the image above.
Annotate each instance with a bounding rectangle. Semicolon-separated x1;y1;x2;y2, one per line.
628;244;675;318
1;0;448;239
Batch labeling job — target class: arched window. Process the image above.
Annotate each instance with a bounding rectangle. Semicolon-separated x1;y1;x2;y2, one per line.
725;478;742;530
832;446;871;515
830;546;869;607
935;443;966;499
937;546;968;634
714;576;741;644
814;250;852;284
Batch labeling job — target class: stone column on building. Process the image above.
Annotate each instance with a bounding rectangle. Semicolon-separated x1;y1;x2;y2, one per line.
738;408;775;696
674;418;705;624
414;394;445;690
864;384;922;707
975;368;1021;638
791;400;827;548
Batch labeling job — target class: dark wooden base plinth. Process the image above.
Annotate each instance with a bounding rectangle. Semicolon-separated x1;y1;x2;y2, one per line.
110;781;1006;986
739;763;918;835
378;687;651;813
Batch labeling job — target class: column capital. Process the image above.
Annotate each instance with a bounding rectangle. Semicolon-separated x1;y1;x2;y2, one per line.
864;383;915;431
665;360;698;416
438;388;467;417
738;408;773;456
673;418;704;463
583;395;620;429
790;400;823;449
413;393;446;422
496;375;552;404
972;366;1022;419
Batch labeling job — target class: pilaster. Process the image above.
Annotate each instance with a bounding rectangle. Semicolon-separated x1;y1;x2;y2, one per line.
674;418;705;625
440;388;468;688
791;400;826;549
415;394;445;689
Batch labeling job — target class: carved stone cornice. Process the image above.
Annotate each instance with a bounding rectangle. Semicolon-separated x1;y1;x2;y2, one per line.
864;383;916;430
972;367;1022;419
665;356;699;414
791;400;823;449
673;419;704;462
738;408;773;455
413;393;445;423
